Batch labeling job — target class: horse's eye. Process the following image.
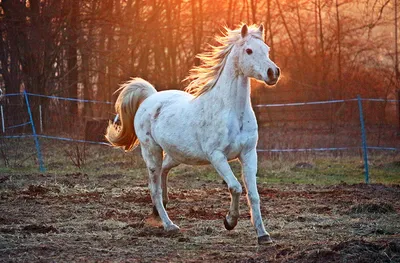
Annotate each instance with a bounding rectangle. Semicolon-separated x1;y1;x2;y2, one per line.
246;48;253;55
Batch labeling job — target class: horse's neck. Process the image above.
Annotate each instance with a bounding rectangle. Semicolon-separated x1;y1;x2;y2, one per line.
200;57;251;118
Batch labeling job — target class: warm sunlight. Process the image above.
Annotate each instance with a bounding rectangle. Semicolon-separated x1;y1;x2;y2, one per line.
1;1;399;261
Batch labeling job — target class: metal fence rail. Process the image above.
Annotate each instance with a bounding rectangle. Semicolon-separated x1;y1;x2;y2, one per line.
1;91;399;183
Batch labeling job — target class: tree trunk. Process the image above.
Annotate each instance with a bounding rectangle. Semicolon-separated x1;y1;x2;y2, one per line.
335;0;342;98
266;0;274;60
250;0;257;24
66;0;79;117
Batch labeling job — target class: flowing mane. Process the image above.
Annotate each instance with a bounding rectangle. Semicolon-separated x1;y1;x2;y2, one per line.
184;24;264;97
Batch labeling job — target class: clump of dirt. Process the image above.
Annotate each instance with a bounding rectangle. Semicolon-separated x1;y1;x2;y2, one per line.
22;224;58;234
308;205;331;214
186;205;225;219
64;192;103;203
101;208;144;222
0;175;10;183
348;202;396;214
286;239;400;263
21;185;50;196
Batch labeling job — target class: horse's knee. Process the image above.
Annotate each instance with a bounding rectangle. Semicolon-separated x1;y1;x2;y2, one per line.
148;181;162;198
229;183;242;196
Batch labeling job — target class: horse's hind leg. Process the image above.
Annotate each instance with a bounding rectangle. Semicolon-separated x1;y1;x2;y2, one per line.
141;145;179;232
152;154;180;217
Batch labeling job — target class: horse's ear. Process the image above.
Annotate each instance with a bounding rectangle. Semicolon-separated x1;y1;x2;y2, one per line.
258;24;264;33
241;24;248;38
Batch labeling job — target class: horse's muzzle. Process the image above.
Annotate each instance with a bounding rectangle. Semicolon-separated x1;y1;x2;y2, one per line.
264;80;278;86
265;67;280;86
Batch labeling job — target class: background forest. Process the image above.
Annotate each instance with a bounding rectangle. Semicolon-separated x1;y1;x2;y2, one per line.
0;0;398;123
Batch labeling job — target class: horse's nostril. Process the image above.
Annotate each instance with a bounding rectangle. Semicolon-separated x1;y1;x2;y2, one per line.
267;68;274;79
276;67;281;77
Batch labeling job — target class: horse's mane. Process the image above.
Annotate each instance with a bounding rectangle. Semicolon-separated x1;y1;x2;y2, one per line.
184;24;263;97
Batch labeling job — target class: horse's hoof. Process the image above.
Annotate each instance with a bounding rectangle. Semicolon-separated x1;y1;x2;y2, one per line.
223;217;237;230
165;224;180;232
258;234;273;245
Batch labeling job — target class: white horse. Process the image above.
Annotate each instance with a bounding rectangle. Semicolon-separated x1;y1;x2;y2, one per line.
106;24;280;245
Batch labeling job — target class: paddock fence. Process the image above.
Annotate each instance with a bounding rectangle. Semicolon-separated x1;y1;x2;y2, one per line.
1;91;399;183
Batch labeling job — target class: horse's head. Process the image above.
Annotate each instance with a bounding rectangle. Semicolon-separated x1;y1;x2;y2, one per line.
236;24;280;86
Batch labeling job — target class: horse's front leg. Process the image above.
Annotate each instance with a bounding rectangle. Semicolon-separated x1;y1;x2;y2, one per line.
240;149;272;245
210;151;242;230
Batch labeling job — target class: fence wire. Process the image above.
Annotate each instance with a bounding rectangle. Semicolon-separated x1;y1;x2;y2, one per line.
0;92;399;177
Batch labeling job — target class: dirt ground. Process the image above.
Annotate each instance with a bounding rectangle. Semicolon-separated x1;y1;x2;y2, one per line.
0;171;399;262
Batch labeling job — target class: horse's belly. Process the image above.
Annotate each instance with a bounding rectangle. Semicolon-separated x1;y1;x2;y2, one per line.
163;144;210;165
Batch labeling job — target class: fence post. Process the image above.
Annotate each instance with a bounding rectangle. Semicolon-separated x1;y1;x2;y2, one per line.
24;91;45;172
357;95;369;184
39;105;43;133
1;105;4;133
398;90;400;135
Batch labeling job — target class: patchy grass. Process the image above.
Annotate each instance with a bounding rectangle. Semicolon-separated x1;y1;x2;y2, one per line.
169;156;399;186
257;157;400;185
1;138;399;187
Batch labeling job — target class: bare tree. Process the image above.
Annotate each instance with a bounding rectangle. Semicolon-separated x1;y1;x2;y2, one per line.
65;0;80;116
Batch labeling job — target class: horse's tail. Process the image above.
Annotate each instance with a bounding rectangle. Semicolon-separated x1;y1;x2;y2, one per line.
105;78;157;151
